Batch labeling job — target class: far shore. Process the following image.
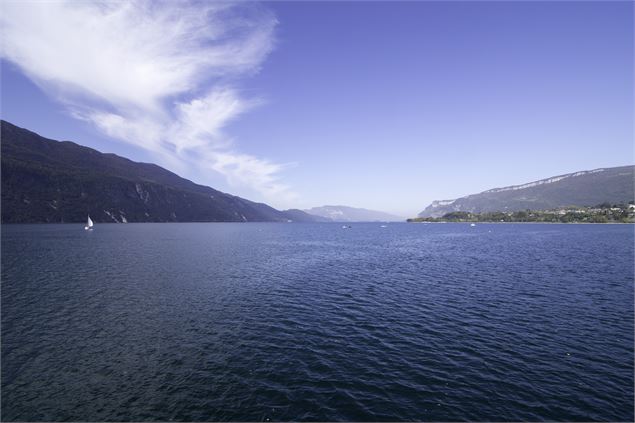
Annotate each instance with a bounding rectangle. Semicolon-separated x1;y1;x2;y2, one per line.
407;220;634;224
2;220;634;225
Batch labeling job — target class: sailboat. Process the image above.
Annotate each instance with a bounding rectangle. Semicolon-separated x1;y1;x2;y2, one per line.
84;215;94;231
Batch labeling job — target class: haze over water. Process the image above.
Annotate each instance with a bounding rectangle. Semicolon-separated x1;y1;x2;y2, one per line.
2;223;633;421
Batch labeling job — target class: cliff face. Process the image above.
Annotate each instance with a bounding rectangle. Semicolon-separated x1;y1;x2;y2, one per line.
1;120;302;223
418;166;635;218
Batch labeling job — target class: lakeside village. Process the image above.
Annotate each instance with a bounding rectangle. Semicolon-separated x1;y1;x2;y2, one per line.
408;203;635;224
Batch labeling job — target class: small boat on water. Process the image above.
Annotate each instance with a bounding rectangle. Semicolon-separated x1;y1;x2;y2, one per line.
84;215;94;231
470;223;476;227
342;225;352;229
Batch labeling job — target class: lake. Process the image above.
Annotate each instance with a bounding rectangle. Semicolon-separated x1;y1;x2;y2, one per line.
2;222;633;421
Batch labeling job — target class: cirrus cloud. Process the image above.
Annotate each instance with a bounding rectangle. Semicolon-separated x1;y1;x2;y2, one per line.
0;0;295;205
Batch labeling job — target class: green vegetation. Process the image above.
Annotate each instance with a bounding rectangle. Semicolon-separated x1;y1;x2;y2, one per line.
408;203;635;224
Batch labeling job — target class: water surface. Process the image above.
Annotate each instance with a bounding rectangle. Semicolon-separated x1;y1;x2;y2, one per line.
2;223;633;421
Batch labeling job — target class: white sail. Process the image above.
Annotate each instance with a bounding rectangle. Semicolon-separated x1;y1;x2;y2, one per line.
85;215;94;230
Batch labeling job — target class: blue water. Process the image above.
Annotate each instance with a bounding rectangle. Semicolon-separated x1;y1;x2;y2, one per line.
2;223;633;421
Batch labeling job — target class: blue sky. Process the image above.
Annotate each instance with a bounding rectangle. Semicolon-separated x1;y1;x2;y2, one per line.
1;1;632;217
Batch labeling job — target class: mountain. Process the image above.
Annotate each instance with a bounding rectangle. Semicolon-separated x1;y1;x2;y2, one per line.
304;205;403;222
419;166;635;218
0;120;323;224
282;209;332;222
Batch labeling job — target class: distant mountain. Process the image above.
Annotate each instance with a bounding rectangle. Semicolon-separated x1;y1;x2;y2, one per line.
304;205;403;222
419;166;635;218
0;120;323;223
282;209;332;222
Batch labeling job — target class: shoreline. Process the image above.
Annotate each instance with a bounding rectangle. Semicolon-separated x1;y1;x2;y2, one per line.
1;220;634;225
407;220;634;225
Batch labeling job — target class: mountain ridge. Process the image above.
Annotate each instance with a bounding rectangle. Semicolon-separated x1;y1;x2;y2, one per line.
304;205;403;222
0;120;322;223
419;166;635;217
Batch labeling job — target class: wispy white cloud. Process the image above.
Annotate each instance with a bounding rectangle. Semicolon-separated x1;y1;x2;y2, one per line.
0;0;294;204
208;150;296;200
170;88;261;153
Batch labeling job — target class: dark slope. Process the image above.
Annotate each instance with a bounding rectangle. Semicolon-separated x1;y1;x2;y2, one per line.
419;166;635;217
1;120;309;223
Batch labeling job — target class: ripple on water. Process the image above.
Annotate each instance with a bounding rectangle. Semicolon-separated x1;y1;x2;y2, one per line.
1;223;633;421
